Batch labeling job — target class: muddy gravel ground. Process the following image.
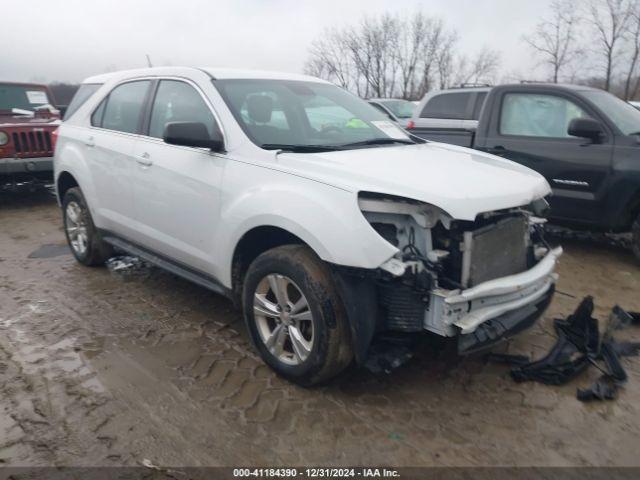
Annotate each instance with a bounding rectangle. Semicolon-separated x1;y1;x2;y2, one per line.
1;191;639;468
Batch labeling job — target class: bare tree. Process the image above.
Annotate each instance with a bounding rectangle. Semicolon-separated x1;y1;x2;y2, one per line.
588;0;633;91
454;47;501;86
304;11;501;100
623;3;640;99
524;0;582;82
305;29;358;93
396;13;432;99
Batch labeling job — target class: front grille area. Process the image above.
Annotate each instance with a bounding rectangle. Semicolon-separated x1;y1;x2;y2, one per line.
11;129;53;157
468;216;528;286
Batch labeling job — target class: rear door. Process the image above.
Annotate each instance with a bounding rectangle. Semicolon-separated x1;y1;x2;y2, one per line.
129;78;226;272
87;80;151;237
479;90;614;224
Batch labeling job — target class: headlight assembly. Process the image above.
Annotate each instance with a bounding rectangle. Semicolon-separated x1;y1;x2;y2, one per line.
0;131;8;146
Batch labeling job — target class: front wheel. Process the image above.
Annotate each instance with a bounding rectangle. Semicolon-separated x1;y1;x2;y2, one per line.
633;213;640;262
62;187;113;266
242;245;353;386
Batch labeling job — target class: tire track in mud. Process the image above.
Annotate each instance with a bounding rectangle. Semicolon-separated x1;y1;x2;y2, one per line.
2;197;640;466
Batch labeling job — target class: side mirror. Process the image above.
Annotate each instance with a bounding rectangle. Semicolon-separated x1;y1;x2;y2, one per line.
568;118;604;142
163;122;224;151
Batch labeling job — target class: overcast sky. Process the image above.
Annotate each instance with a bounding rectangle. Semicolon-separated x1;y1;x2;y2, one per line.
2;0;553;84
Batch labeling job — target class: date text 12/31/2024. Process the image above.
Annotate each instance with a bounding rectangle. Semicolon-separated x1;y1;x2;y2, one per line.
233;468;400;478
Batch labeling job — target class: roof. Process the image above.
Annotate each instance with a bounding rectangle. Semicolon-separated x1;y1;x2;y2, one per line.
368;98;413;102
83;66;329;84
498;82;601;92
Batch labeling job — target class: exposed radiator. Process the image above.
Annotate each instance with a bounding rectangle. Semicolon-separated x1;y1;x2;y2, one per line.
465;215;528;287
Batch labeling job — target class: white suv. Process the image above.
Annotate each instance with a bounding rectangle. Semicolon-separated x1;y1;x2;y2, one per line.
55;67;561;385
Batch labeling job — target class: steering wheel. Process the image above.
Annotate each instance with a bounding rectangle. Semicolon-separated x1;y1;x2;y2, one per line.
320;125;343;136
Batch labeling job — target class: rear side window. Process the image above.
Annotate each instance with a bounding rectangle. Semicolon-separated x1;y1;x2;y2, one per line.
420;92;472;119
91;99;106;127
472;92;488;120
96;81;150;134
64;84;102;120
148;80;217;139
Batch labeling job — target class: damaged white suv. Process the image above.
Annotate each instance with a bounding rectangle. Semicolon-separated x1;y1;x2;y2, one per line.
55;67;562;385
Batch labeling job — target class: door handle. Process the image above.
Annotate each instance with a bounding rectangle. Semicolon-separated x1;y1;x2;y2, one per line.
136;152;153;167
85;136;95;148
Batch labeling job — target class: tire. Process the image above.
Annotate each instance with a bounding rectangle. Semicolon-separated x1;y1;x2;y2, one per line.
62;187;113;266
242;245;353;386
633;213;640;262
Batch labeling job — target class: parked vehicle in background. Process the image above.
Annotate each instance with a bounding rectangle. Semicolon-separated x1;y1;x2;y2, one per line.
368;98;415;127
407;86;490;146
55;67;559;385
409;83;640;261
0;82;61;191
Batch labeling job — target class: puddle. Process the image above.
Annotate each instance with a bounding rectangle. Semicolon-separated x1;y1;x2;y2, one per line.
28;243;71;259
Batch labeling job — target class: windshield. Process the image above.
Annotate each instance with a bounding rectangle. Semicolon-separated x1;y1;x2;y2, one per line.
582;90;640;136
379;99;415;118
214;79;412;150
0;83;51;112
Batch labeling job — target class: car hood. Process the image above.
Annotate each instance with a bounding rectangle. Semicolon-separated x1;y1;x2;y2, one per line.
274;142;551;221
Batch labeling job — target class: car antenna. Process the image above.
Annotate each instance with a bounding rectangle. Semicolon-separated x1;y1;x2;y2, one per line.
146;54;153;68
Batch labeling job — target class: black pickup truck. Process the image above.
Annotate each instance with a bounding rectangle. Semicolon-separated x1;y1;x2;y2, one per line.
408;83;640;260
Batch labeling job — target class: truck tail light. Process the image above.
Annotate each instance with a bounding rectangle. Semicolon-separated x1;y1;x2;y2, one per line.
406;120;415;130
51;128;59;152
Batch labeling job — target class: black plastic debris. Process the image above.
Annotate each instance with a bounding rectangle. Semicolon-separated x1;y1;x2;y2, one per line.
364;335;415;374
487;296;640;402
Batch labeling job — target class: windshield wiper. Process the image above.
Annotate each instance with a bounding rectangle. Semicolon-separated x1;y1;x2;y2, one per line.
260;143;343;153
339;138;416;148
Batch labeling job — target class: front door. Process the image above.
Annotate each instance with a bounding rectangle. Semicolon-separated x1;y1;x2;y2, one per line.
480;91;614;225
130;79;227;273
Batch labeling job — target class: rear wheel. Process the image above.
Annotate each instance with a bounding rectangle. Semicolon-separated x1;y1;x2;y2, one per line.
242;245;353;386
62;187;113;266
633;213;640;261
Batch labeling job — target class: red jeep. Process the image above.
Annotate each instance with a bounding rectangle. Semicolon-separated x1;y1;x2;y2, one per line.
0;82;61;191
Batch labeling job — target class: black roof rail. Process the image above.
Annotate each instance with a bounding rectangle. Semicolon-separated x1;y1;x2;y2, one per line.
450;82;492;89
519;80;553;84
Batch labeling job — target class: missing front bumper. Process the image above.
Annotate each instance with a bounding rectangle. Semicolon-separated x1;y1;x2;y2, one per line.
424;247;562;336
457;285;555;354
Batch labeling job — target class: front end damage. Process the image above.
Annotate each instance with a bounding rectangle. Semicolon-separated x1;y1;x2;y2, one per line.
340;192;561;360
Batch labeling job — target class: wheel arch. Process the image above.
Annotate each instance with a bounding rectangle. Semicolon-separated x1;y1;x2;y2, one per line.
230;225;311;303
56;170;79;203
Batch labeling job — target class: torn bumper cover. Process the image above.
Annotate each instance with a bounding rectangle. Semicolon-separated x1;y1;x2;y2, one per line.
426;247;562;353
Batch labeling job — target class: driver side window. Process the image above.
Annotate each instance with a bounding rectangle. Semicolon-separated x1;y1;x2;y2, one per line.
500;93;590;138
148;80;217;139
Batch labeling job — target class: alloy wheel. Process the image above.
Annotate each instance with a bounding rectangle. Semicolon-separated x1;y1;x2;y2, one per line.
253;273;314;365
65;201;89;256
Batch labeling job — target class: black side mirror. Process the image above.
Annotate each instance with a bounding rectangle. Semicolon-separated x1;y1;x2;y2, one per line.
568;118;604;143
163;122;224;152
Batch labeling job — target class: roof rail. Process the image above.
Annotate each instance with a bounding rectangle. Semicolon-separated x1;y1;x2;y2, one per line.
451;82;492;89
519;80;553;84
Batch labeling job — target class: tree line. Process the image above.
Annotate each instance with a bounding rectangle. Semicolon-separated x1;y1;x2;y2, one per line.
305;0;640;100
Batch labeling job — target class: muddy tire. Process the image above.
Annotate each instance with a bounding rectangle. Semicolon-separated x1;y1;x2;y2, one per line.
633;213;640;262
242;245;353;386
62;187;113;266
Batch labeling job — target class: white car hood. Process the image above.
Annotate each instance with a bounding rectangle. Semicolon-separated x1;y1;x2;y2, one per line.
274;142;551;221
